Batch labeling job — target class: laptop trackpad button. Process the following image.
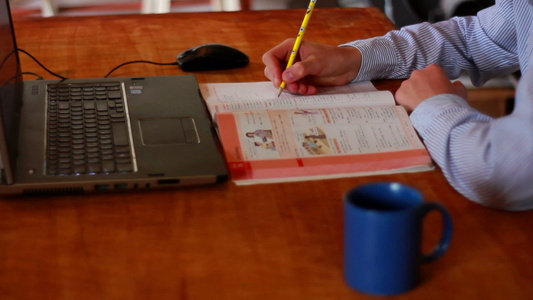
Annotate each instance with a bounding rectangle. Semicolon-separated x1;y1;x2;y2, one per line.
139;118;199;145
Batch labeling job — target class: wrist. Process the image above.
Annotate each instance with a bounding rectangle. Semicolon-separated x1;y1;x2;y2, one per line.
339;46;362;82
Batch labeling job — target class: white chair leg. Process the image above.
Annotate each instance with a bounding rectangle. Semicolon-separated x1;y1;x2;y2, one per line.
222;0;241;11
210;0;223;11
142;0;171;14
42;0;58;17
211;0;241;11
155;0;171;13
141;0;151;13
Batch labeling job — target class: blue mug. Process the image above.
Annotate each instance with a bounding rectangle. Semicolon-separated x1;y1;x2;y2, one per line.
344;182;453;296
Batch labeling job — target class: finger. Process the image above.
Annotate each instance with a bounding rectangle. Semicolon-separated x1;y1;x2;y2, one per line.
262;39;295;86
262;56;283;87
264;67;279;88
284;82;301;94
452;80;468;99
394;79;411;103
452;80;465;89
263;39;296;66
297;83;310;95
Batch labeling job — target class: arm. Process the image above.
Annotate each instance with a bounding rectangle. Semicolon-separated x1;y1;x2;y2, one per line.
262;1;519;94
394;64;533;211
358;0;533;210
408;81;533;211
345;0;520;85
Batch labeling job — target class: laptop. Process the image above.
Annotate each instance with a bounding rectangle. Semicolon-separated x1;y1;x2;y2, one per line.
0;0;228;195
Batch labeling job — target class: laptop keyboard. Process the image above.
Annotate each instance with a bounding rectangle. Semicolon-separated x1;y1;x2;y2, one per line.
45;82;135;176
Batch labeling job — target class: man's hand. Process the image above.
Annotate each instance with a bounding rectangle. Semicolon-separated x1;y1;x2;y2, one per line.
262;39;362;95
395;64;468;112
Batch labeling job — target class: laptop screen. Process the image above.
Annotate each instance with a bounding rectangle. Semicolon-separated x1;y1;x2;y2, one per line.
0;0;23;183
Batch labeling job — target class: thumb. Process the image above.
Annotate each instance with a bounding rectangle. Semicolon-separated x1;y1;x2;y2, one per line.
282;61;311;84
282;53;326;84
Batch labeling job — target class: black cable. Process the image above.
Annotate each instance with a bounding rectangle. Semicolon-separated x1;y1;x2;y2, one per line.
17;48;69;80
20;72;44;80
0;50;16;72
17;48;178;80
103;60;178;78
8;72;44;83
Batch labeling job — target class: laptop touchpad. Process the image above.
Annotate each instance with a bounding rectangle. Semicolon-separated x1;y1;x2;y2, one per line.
139;118;199;145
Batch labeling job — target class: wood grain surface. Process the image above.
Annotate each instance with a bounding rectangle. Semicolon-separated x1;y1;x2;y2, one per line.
1;8;532;300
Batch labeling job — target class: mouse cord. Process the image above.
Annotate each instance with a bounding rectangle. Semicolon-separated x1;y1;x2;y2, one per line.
103;60;178;78
17;48;69;80
20;72;44;80
16;49;178;80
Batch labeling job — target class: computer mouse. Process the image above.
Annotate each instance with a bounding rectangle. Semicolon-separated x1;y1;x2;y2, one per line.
177;43;250;72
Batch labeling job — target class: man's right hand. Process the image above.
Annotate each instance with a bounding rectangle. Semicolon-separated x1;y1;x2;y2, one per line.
262;39;363;95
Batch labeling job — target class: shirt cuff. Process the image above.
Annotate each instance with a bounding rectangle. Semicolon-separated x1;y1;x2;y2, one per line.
340;37;397;81
410;94;471;137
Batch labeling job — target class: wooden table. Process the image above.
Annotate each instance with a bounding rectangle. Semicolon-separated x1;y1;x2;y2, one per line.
3;8;532;300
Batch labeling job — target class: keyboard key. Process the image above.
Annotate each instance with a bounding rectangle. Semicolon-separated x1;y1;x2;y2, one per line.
96;101;108;111
112;122;129;146
117;163;133;173
108;91;121;99
102;161;115;173
88;163;102;174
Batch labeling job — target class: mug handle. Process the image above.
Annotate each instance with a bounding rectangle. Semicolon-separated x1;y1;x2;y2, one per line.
419;202;453;263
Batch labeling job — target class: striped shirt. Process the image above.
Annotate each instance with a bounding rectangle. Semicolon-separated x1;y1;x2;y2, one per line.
343;0;533;210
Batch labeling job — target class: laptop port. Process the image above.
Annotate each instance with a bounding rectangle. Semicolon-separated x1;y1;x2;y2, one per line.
94;184;110;191
157;179;180;185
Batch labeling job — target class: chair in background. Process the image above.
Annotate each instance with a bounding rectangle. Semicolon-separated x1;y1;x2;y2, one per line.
207;0;248;12
367;0;494;28
41;0;58;17
40;0;252;17
141;0;171;13
288;0;338;9
141;0;246;13
366;0;442;27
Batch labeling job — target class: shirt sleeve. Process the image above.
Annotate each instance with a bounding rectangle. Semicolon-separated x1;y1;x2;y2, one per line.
341;0;533;211
342;0;519;85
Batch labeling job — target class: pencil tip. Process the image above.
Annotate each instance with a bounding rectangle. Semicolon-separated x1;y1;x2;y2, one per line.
277;87;283;97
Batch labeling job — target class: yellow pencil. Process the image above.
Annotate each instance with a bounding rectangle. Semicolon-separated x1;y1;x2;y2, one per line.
277;0;318;97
